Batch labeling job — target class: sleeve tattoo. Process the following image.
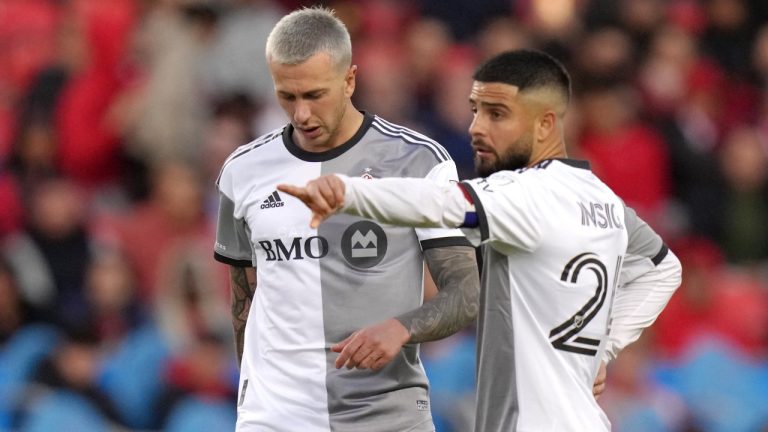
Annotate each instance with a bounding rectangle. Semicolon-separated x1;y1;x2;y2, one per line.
396;245;480;343
229;266;256;367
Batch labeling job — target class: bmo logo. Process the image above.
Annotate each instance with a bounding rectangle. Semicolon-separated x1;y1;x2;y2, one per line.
341;221;387;268
258;236;328;261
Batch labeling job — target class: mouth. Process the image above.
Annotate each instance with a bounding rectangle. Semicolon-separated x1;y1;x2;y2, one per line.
472;146;495;160
298;126;322;139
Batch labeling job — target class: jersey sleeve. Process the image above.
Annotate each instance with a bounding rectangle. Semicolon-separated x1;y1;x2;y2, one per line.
414;160;472;250
458;171;543;252
620;206;670;283
214;171;254;267
602;207;682;363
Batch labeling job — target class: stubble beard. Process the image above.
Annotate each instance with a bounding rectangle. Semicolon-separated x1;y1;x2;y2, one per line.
474;135;533;177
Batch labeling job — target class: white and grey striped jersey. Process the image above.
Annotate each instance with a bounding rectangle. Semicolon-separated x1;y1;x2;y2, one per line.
214;113;468;431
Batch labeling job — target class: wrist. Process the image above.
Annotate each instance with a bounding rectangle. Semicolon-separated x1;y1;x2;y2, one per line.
391;317;412;345
336;174;351;211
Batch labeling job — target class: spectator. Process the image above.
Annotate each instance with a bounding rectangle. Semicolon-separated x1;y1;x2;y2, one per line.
417;46;478;179
716;125;768;264
2;177;92;325
54;0;137;188
17;325;126;430
96;161;218;302
82;248;148;348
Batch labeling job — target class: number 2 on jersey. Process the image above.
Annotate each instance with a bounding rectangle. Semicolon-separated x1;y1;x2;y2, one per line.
549;253;620;356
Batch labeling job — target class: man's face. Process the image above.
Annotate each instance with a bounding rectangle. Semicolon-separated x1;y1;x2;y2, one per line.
468;81;534;177
269;52;356;150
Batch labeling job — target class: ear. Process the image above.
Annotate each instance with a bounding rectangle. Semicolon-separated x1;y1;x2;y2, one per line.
344;65;357;97
535;110;557;142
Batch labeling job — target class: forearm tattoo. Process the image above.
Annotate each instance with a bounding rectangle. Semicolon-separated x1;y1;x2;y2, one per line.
397;246;480;343
230;266;256;367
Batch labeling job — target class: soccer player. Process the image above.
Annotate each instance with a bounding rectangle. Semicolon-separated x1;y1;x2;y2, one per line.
279;49;683;431
213;7;479;432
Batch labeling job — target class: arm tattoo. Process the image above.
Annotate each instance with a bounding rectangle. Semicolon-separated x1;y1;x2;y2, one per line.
396;246;479;343
229;266;256;367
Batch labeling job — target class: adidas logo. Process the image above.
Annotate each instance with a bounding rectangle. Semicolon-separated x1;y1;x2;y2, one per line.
260;191;285;209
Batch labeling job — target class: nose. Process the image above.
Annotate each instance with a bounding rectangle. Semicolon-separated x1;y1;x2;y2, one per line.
468;114;485;140
293;100;311;125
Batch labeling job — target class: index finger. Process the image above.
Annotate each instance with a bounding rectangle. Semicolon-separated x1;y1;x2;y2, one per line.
277;184;308;202
331;334;353;353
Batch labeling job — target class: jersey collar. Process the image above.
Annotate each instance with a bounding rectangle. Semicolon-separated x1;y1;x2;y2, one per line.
282;112;374;162
552;158;591;170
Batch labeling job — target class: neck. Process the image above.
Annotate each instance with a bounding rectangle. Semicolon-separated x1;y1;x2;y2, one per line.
528;139;567;167
337;107;364;146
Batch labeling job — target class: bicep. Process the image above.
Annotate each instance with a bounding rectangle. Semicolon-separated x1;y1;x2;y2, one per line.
423;245;479;290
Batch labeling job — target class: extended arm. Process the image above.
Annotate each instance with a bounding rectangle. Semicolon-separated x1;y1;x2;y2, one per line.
278;175;467;229
229;265;256;368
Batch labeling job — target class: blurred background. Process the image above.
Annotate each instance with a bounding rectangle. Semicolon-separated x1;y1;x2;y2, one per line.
0;0;767;431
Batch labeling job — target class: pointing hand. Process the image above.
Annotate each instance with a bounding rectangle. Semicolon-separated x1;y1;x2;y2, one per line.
278;175;346;228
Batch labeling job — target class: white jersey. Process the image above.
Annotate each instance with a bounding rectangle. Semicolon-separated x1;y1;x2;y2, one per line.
336;158;678;432
214;113;468;431
460;159;628;431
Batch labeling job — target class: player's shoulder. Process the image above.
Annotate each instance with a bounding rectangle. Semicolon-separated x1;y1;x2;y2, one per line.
217;127;285;180
368;115;452;164
513;159;596;184
466;159;593;192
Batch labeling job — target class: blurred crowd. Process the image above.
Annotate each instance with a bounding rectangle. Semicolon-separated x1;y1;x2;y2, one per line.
1;0;767;431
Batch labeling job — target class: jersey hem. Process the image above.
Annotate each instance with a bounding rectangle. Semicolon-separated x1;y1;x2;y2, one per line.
213;251;252;267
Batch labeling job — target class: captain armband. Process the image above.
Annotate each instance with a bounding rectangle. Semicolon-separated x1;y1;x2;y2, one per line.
456;183;479;228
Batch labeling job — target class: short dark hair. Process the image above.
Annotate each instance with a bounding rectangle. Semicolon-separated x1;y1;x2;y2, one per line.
473;50;571;103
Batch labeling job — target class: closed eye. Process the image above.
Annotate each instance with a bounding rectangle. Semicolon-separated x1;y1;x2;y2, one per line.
304;91;325;100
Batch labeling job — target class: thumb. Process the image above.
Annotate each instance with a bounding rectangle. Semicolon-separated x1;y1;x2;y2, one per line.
310;213;324;229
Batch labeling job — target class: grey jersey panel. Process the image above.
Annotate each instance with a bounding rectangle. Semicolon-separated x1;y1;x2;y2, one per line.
214;192;254;266
316;118;444;430
620;205;668;285
474;245;518;432
623;206;664;258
